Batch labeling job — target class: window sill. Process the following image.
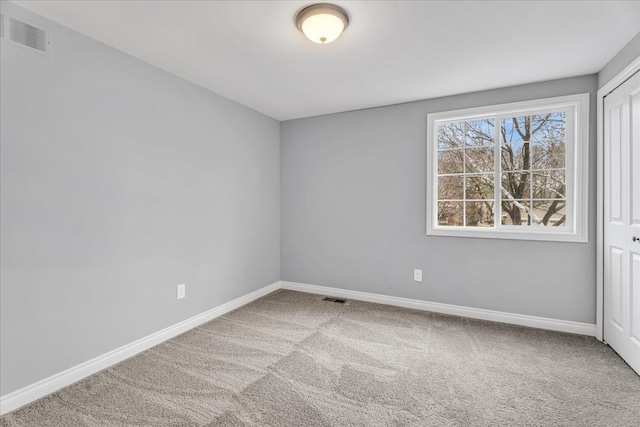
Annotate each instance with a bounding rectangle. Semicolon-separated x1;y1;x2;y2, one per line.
426;226;588;243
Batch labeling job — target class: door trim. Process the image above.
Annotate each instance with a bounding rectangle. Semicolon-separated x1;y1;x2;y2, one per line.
597;55;640;341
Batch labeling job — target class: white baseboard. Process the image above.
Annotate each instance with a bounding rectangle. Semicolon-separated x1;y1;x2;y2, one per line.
0;281;280;416
280;281;597;337
1;279;597;415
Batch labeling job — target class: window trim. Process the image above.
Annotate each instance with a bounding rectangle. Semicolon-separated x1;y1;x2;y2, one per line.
426;93;589;242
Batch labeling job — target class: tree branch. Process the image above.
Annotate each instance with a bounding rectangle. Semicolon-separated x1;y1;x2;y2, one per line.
464;153;542;224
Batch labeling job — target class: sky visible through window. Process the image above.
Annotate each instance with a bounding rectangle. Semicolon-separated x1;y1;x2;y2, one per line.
436;112;567;228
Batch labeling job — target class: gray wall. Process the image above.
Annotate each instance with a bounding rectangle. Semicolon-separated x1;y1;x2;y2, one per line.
0;3;280;396
598;31;640;89
281;75;597;324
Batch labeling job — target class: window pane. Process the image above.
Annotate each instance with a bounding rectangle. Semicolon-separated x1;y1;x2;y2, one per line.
501;113;566;170
438;149;464;174
438;201;463;226
465;119;494;147
437;122;466;150
533;170;565;199
465;146;494;172
501;140;530;172
438;175;463;200
530;112;566;142
465;201;494;227
466;174;494;200
532;140;565;170
501;172;531;199
438;119;494;150
532;200;566;227
500;200;532;226
501;116;528;143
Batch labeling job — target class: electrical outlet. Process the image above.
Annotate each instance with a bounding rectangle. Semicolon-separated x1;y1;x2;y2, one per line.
413;269;422;282
177;283;186;300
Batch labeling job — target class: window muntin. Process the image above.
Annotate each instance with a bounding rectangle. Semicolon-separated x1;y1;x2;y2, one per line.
427;94;588;242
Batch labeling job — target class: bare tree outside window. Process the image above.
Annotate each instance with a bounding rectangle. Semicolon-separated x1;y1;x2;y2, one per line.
500;113;566;226
436;113;567;227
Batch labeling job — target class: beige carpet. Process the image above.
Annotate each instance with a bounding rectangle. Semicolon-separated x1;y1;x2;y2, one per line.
1;289;639;426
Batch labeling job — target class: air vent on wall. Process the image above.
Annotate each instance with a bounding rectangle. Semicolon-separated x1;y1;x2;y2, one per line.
6;16;49;54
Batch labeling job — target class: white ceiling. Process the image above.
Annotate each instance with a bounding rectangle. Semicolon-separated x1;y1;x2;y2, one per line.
11;0;640;121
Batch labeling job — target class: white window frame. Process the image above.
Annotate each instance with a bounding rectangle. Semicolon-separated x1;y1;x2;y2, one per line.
426;93;589;242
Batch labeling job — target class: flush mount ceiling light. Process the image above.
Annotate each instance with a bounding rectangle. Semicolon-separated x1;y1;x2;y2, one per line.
296;3;349;44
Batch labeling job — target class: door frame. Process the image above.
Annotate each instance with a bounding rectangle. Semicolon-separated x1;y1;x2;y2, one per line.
597;55;640;342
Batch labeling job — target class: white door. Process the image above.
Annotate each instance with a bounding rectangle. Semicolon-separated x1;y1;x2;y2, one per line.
604;69;640;375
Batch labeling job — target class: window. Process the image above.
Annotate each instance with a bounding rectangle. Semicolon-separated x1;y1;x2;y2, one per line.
426;93;589;242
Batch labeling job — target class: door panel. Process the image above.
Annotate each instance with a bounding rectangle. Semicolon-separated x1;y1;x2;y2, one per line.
632;91;640;227
632;253;640;343
609;247;624;329
608;103;623;222
604;69;640;375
